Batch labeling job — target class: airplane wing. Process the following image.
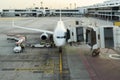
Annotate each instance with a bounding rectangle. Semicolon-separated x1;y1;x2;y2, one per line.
12;21;53;34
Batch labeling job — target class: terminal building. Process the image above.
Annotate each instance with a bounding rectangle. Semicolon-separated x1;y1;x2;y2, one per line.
87;0;120;21
1;8;85;17
2;9;43;17
2;0;120;20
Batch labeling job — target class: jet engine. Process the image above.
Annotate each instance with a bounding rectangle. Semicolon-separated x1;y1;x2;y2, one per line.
40;33;49;40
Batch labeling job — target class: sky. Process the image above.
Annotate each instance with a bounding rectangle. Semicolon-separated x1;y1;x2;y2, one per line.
0;0;107;9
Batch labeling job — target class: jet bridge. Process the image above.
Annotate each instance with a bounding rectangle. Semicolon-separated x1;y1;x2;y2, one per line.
85;26;116;49
85;26;97;48
67;26;85;43
85;25;120;56
67;22;120;56
99;26;114;48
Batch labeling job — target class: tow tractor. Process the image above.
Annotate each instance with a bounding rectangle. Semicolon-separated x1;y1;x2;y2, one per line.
7;34;26;53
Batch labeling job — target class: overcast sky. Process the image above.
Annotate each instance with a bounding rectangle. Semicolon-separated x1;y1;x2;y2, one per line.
0;0;106;9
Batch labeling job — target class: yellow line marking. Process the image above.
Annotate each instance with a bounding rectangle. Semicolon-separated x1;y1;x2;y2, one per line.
59;53;63;74
15;68;41;71
15;68;54;74
0;17;26;21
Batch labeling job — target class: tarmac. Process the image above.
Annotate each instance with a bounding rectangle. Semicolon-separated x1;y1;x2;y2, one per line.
0;17;120;80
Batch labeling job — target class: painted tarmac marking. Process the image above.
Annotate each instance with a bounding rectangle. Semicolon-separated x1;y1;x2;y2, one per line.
15;68;41;71
109;54;120;60
0;18;26;20
1;68;15;71
1;58;54;74
79;53;99;80
59;52;63;80
1;68;54;74
59;53;63;74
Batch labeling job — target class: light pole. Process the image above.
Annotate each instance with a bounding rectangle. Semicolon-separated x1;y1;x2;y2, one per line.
74;3;76;9
40;1;43;8
69;3;72;9
33;3;35;8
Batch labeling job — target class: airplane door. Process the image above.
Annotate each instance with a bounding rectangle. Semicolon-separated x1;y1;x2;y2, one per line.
66;29;70;41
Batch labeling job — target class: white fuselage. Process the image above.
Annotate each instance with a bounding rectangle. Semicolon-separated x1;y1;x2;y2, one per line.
53;20;67;47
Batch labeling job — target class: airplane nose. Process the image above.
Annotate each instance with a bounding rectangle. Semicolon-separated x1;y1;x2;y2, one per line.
55;40;65;47
56;43;63;47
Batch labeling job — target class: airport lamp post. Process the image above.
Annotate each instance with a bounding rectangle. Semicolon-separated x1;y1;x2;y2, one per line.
40;1;43;8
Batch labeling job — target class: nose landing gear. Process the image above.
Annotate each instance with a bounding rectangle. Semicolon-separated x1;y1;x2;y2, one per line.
59;47;62;53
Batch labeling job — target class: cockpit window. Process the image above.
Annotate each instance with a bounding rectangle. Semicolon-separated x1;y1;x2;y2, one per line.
57;32;66;39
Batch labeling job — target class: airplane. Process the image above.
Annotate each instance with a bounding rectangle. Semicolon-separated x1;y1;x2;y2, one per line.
12;12;67;53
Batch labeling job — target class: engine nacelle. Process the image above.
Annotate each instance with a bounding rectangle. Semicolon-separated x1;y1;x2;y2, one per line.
40;33;48;40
